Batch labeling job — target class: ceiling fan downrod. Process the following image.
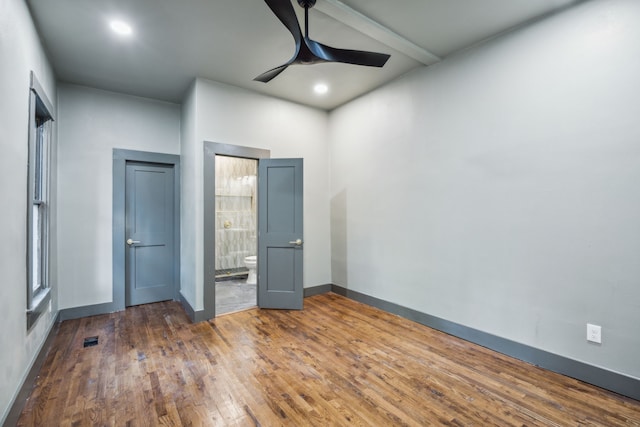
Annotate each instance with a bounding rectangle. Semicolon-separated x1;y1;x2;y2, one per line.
297;0;316;38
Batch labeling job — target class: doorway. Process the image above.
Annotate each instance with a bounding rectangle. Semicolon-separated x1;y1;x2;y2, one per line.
203;143;270;319
112;149;180;313
203;142;304;320
214;155;258;315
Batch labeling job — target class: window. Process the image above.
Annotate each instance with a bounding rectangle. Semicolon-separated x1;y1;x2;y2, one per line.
27;72;54;330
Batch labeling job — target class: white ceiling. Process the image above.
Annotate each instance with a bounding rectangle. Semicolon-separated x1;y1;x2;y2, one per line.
27;0;580;110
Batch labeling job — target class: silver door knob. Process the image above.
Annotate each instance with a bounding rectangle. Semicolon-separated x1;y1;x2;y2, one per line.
288;239;303;246
126;238;141;245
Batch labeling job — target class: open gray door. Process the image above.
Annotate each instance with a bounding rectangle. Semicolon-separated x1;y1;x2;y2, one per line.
125;162;176;306
257;158;303;310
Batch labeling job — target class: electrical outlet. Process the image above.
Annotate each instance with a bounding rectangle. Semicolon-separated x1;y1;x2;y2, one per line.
587;323;602;344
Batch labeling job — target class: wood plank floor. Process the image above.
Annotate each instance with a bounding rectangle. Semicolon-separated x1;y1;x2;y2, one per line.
17;293;640;426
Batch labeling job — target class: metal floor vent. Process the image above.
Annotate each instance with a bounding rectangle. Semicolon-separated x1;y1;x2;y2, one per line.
83;336;99;348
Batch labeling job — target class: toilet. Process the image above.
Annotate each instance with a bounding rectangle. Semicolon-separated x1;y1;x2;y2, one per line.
244;255;257;285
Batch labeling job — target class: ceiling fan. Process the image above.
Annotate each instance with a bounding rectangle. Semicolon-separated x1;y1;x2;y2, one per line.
255;0;391;83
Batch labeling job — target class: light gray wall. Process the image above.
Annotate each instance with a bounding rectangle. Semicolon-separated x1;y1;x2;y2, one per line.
57;84;181;309
180;81;198;306
0;0;57;423
328;0;640;380
180;78;331;311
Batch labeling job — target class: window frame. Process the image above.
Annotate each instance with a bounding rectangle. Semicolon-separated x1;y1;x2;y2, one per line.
26;71;54;330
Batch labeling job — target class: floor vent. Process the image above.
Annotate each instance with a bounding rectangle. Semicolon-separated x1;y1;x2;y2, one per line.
83;336;99;348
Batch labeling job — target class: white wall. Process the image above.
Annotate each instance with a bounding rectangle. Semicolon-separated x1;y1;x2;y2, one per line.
329;0;640;379
0;0;57;422
57;84;181;309
181;78;331;310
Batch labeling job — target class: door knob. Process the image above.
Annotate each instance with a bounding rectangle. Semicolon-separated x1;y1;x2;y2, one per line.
126;238;141;246
288;239;303;246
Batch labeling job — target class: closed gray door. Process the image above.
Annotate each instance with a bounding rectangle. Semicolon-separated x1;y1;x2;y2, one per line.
257;158;303;309
125;162;176;306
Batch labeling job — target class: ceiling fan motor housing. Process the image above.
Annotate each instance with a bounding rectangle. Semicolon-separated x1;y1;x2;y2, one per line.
297;0;316;8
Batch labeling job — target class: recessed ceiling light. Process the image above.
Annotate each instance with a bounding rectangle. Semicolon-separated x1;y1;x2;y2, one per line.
110;20;133;36
314;83;329;95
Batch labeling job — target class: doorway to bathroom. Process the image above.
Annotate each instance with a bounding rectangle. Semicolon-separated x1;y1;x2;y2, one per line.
214;155;258;315
203;141;304;320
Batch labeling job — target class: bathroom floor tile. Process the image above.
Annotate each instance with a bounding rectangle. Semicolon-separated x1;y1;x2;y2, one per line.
215;279;257;315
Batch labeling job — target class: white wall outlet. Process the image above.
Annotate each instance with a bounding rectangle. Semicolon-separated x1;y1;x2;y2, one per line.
587;323;602;344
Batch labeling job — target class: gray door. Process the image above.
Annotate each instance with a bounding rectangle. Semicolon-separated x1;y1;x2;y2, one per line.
125;162;176;306
257;158;303;309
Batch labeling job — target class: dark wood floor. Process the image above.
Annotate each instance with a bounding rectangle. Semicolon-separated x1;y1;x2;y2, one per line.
17;293;640;426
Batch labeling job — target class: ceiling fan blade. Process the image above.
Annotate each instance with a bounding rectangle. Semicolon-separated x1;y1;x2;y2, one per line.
306;38;390;67
254;63;291;83
263;0;303;45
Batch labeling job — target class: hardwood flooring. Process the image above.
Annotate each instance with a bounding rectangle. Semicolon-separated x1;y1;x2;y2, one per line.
17;293;640;426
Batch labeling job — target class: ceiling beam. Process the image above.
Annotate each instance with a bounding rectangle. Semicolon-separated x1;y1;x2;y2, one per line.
315;0;441;65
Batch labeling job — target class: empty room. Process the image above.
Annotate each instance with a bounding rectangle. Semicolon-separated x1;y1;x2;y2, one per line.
2;0;639;425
